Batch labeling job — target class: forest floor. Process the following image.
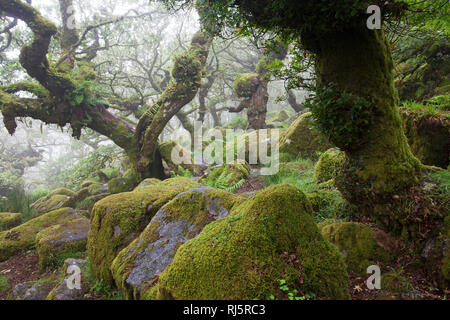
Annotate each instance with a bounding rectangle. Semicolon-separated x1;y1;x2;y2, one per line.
1;246;446;300
0;250;58;300
234;178;448;301
0;176;447;300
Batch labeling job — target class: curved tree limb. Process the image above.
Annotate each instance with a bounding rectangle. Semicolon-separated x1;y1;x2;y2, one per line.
135;31;212;177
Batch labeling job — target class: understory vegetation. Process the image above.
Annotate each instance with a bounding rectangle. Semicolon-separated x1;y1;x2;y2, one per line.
0;0;448;302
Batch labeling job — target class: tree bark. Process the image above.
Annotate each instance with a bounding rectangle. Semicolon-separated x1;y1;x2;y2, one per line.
309;28;423;234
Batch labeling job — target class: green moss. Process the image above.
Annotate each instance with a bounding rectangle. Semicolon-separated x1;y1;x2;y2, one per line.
320;222;395;274
401;107;450;168
87;183;104;195
134;178;161;191
201;163;250;191
0;208;84;262
0;212;22;231
314;148;346;182
307;83;375;151
80;180;97;189
268;110;290;124
36;218;89;271
159;141;196;175
75;194;109;213
233;73;259;98
279;112;332;160
87;177;200;284
112;188;245;299
48;188;76;198
313;29;424;234
318;179;335;189
153;184;350;300
0;275;11;294
107;177;135;194
306;190;348;222
379;272;412;299
32;194;71;215
31;188;76;215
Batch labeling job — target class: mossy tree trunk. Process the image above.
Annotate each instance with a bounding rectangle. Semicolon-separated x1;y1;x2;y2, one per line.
230;42;288;130
307;28;424;234
134;32;212;178
216;0;429;236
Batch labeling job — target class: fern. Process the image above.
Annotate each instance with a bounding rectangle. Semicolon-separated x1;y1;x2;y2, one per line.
143;103;161;124
225;178;245;193
204;168;245;192
171;165;193;178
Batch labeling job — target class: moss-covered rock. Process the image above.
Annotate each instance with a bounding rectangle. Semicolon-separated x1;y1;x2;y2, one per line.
401;108;450;169
16;281;57;300
0;208;85;262
0;212;22;231
36;217;89;271
151;184;350;300
86;183;104;195
62;185;110;212
50;188;76;198
74;194;109;214
80;180;97;189
319;222;397;274
47;259;89;300
111;186;246;299
107;177;135;194
305;189;352;221
134;178;161;191
279;112;333;160
87;177;200;284
314;148;346;182
31;188;76;215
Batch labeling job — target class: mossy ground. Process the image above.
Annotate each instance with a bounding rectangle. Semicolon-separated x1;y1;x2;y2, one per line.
263;156;349;223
